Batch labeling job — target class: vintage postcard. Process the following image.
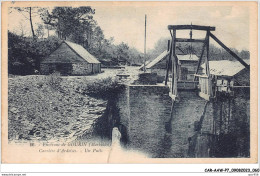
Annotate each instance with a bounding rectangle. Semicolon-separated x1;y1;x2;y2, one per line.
1;1;258;164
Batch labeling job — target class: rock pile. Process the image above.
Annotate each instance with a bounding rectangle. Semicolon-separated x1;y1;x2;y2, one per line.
8;75;107;142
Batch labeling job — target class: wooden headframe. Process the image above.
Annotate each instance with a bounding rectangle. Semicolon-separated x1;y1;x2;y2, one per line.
165;24;250;96
165;25;215;97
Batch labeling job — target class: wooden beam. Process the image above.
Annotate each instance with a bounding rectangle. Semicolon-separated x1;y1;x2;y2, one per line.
175;38;205;43
168;25;215;31
194;74;209;78
206;30;213;97
169;29;173;37
205;30;210;76
172;30;176;94
209;32;250;69
165;40;173;85
172;30;178;96
194;41;206;81
143;14;147;72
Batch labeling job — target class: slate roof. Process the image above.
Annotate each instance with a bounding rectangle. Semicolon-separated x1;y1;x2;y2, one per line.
143;51;199;69
146;50;170;69
42;41;100;64
201;60;250;77
177;54;199;61
65;41;100;64
139;60;151;70
139;46;185;70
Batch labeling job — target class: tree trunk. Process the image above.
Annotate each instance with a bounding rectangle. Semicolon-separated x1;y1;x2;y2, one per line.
47;24;49;38
29;7;36;38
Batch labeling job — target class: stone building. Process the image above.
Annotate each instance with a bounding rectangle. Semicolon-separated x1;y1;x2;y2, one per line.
40;41;101;75
201;60;250;87
198;60;250;100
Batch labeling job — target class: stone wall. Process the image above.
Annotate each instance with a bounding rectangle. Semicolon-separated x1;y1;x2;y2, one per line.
93;64;101;74
190;90;250;158
125;85;172;157
151;68;166;76
116;86;213;157
116;84;249;158
211;90;250;157
40;63;49;75
170;91;211;157
72;63;92;75
40;63;101;76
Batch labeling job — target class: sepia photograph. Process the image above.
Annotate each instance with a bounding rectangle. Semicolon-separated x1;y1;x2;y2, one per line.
1;1;258;164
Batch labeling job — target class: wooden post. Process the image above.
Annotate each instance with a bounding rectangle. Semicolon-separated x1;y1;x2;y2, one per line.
194;40;206;81
143;14;147;72
227;97;232;132
173;54;179;96
205;30;210;77
171;30;175;93
220;102;223;132
172;29;177;96
167;40;170;51
205;30;213;97
165;39;172;85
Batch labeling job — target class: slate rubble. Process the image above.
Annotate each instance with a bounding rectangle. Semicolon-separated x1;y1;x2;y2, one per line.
8;75;107;142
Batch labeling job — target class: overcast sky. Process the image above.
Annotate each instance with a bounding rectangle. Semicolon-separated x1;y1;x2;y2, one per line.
8;3;250;52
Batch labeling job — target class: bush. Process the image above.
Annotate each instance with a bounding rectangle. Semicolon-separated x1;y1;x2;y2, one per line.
77;77;124;99
46;72;63;90
8;32;62;75
36;72;62;91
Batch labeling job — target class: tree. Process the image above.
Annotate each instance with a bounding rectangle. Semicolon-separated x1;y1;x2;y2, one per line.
114;42;130;65
148;37;250;63
13;7;43;38
17;21;28;37
41;7;96;44
36;24;45;38
91;26;105;52
147;37;169;61
8;32;61;75
39;6;144;67
128;47;144;65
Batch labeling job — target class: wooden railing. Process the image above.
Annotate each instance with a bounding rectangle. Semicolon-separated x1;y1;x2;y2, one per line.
177;81;199;90
197;75;212;100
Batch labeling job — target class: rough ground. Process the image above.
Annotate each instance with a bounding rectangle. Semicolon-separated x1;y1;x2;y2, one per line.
8;74;109;143
8;67;140;143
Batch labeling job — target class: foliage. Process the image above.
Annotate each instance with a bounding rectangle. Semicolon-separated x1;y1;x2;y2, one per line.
9;6;250;72
147;37;250;62
41;7;96;44
40;6;144;67
12;7;45;38
42;72;63;91
9;6;145;75
8;32;62;75
35;24;45;38
76;77;124;99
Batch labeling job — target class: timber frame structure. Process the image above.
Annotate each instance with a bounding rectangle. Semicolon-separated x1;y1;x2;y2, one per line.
165;24;250;100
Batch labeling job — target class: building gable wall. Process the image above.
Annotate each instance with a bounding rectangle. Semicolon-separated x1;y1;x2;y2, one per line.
42;43;87;64
40;42;101;75
72;63;92;75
